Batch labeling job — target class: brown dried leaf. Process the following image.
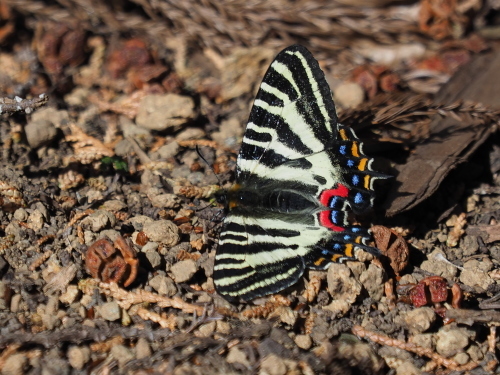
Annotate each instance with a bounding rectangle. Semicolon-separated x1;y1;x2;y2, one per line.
372;225;409;276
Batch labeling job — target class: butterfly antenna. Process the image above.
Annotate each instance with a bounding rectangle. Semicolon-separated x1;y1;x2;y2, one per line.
194;146;227;216
196;145;222;186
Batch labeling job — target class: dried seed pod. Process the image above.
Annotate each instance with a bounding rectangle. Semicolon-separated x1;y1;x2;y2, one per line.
408;282;429;308
85;236;138;287
136;231;149;246
424;276;448;304
372;225;409;276
405;276;451;308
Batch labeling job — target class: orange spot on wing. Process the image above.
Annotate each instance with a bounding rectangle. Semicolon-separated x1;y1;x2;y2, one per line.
364;175;371;190
351;142;360;157
314;257;326;266
358;158;367;171
339;129;348;141
344;244;353;257
331;254;343;262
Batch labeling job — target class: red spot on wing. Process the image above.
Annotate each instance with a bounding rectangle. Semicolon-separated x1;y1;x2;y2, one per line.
319;211;344;232
318;184;350;232
319;184;349;206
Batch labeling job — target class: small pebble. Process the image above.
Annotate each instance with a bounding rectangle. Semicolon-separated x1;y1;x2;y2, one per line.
13;208;28;221
333;82;364;109
436;326;470;357
27;210;44;231
260;354;287;375
0;281;10;309
2;353;27;375
176;127;206;141
99;301;121;321
325;263;361;315
211;118;243;148
59;285;80;305
410;333;433;349
141;241;158;253
195;321;216;338
270;306;297;326
226;346;250;368
136;94;195;131
135;338;152;359
67;346;91;370
170;259;197;283
149;274;177;296
453;352;470;365
395;361;421;375
149;193;181;209
157;141;180;159
110;345;134;367
405;307;436;334
100;200;128;212
10;294;21;313
145;251;162;269
460;259;494;292
467;344;484;362
24;119;57;149
80;210;116;232
420;249;457;280
216;320;231;334
359;263;384;301
41;313;59;330
294;334;312;350
143;220;180;247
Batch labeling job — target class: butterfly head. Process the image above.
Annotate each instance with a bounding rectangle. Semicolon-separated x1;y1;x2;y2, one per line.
214;189;228;206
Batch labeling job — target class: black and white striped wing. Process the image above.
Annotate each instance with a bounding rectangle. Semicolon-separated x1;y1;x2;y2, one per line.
214;45;382;302
236;45;337;179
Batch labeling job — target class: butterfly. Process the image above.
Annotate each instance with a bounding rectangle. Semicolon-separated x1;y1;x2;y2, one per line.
213;45;384;302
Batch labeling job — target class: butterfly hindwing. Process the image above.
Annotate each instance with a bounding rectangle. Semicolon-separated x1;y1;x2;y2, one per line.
214;45;383;302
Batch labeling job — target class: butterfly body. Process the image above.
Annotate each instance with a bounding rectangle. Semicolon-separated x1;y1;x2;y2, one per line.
214;45;384;302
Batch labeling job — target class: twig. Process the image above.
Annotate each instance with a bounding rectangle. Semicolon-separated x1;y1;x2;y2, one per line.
135;308;177;330
488;326;497;353
352;325;481;372
0;94;48;115
240;295;291;319
177;139;222;150
29;250;53;271
64;209;94;231
95;282;207;314
446;308;500;324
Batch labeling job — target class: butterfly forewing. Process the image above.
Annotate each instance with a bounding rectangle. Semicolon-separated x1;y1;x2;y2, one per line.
214;45;384;302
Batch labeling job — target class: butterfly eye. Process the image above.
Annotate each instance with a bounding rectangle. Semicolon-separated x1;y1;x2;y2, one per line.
214;191;227;204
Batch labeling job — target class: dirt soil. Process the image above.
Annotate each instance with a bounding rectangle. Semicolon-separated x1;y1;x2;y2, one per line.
1;1;500;375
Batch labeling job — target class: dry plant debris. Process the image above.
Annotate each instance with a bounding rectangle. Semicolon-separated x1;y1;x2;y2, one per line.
85;236;138;287
0;94;48;115
372;225;409;276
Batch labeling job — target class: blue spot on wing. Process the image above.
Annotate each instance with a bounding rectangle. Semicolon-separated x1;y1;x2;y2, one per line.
339;145;347;155
347;160;355;167
329;196;338;208
354;192;363;204
352;175;360;185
